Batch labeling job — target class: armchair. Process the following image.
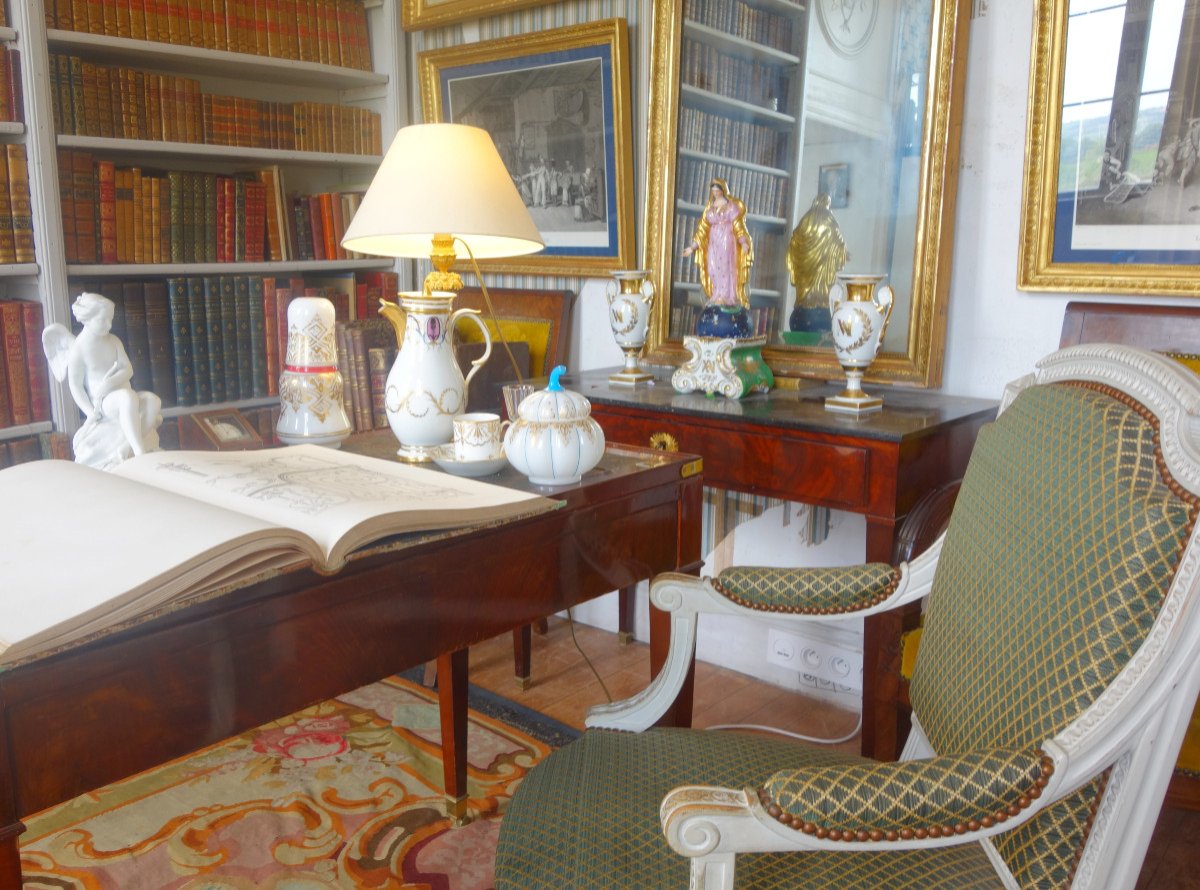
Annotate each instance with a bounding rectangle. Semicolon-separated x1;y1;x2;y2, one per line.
495;345;1200;889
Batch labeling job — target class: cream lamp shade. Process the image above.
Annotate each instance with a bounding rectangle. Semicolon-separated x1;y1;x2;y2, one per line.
340;122;544;260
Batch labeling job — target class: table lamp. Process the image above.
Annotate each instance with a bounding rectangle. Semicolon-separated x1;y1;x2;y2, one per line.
341;123;545;459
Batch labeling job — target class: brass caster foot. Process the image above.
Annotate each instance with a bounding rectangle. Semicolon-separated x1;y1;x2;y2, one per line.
515;675;531;691
618;631;633;645
445;795;473;827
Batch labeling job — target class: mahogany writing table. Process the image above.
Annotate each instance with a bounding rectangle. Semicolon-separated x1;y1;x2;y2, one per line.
0;438;701;886
570;367;997;761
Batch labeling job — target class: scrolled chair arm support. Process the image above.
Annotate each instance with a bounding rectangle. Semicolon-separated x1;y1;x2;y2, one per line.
585;549;939;732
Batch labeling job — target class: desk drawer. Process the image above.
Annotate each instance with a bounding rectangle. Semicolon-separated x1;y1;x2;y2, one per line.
593;407;870;509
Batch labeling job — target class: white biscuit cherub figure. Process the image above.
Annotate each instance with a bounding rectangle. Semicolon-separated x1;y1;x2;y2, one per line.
42;291;162;470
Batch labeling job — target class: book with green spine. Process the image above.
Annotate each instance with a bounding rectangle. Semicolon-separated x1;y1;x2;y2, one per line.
166;277;195;406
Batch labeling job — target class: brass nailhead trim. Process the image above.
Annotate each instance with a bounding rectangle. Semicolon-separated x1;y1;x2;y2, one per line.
712;570;901;616
757;752;1055;840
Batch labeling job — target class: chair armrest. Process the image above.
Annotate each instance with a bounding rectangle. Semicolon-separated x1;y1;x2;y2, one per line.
713;563;900;614
586;555;937;732
658;746;1061;888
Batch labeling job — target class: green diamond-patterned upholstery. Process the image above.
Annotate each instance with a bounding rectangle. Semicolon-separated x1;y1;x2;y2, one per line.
763;746;1047;834
714;564;900;613
495;728;1005;889
912;382;1195;883
497;376;1199;888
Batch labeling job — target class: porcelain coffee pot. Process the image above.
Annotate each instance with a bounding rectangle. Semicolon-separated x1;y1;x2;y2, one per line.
378;291;492;461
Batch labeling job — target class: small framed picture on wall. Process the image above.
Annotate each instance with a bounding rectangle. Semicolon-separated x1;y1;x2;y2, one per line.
819;163;850;209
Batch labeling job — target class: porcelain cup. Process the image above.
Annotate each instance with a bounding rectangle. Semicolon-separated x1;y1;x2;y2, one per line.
453;412;510;461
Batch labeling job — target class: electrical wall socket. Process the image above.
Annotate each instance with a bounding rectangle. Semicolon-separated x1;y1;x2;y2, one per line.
767;627;863;692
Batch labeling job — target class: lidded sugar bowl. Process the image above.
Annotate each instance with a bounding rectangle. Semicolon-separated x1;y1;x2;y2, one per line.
503;366;605;486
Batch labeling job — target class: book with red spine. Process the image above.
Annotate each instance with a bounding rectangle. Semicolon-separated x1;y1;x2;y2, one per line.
19;301;50;423
260;276;279;396
97;159;117;263
0;301;31;426
245;178;266;262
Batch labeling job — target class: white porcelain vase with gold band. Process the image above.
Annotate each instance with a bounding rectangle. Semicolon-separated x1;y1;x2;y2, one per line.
606;269;655;386
378;291;492;462
826;272;894;414
276;296;352;447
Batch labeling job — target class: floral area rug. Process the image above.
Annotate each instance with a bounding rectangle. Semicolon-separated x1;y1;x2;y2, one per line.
20;673;575;888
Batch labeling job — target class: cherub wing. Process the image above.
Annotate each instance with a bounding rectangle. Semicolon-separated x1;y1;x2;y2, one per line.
41;323;74;383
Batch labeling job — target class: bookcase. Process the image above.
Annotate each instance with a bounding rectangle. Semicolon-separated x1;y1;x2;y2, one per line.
668;0;809;339
0;0;404;462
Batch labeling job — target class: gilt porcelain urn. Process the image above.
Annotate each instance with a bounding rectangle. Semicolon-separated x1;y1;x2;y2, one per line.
825;272;894;415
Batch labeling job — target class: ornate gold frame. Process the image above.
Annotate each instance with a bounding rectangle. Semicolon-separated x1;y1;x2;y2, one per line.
402;0;548;32
642;0;972;387
1018;0;1200;295
419;19;636;277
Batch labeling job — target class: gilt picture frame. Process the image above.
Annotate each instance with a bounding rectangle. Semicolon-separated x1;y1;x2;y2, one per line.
419;18;636;276
1019;0;1200;296
401;0;549;32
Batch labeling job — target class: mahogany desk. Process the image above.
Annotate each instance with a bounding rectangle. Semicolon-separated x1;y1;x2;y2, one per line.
0;437;702;886
571;367;997;761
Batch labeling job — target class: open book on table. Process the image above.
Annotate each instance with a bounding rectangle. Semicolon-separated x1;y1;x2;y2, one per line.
0;445;559;667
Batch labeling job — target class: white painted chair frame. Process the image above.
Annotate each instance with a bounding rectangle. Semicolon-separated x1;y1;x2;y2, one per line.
584;345;1200;890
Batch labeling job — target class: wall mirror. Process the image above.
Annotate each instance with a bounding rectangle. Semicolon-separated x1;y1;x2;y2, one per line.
641;0;971;386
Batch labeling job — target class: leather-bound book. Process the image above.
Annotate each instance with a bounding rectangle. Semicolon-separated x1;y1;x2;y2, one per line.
6;144;34;264
72;150;97;263
202;171;217;264
244;275;268;398
261;276;279;396
52;155;72;265
166;276;195;406
142;279;176;407
19;302;50;423
120;280;153;392
187;276;212;404
0;151;16;264
0;301;31;425
203;276;227;403
232;275;253;399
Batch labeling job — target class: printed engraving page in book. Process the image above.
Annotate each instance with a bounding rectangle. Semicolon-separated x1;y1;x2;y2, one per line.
0;459;308;666
109;445;557;571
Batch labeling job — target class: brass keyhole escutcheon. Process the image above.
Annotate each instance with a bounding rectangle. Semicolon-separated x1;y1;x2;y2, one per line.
649;432;678;452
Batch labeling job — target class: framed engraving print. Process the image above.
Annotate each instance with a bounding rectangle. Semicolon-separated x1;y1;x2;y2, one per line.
1020;0;1200;295
419;19;636;276
402;0;548;31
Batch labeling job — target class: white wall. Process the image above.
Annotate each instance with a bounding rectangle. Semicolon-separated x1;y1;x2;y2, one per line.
569;2;1200;708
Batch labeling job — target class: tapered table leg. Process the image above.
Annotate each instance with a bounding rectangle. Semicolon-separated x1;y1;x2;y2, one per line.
512;625;532;690
437;648;470;825
618;583;637;644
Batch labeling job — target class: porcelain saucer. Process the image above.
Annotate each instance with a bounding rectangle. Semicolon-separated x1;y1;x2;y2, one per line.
430;445;508;478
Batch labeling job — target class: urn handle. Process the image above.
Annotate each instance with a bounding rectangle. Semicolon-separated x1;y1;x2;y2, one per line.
874;283;895;346
449;308;492;398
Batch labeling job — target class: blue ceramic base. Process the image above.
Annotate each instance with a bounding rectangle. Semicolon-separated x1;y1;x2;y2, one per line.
696;304;753;339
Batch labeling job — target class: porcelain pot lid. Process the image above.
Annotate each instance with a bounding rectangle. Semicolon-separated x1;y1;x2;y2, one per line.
518;366;592;421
